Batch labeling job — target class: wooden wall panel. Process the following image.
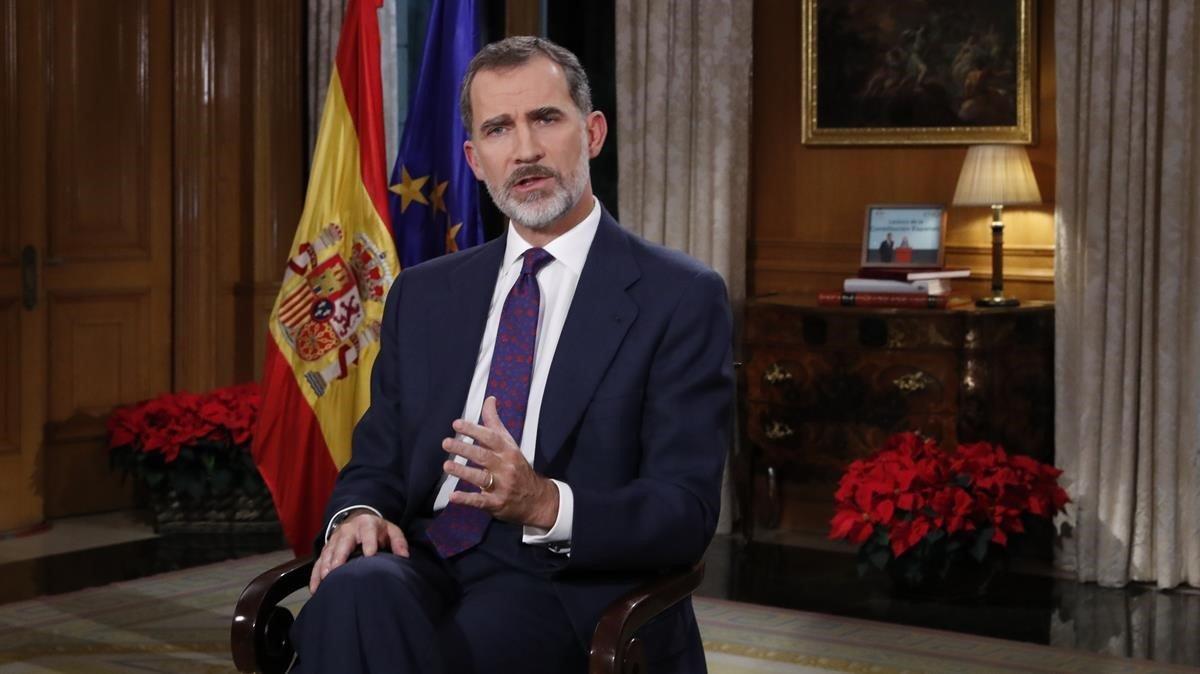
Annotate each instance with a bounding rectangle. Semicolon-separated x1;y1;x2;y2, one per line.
174;0;219;392
0;0;46;532
35;0;173;519
46;0;152;262
211;0;247;388
0;299;16;456
0;112;13;457
47;292;151;421
506;0;541;36
240;0;303;383
42;290;149;519
241;0;304;382
0;0;15;264
750;0;1057;301
178;0;305;388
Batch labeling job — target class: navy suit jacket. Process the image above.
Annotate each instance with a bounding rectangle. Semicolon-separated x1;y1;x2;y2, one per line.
320;209;733;661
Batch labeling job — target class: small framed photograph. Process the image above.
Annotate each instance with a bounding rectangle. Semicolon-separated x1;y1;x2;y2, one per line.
862;204;947;268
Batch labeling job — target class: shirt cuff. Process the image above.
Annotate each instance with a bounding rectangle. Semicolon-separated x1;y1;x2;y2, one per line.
522;479;572;545
324;505;383;543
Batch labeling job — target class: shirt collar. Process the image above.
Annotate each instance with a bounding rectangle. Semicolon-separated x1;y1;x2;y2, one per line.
502;197;601;277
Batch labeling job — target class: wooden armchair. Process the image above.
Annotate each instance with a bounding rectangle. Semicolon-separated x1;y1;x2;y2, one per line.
231;556;705;674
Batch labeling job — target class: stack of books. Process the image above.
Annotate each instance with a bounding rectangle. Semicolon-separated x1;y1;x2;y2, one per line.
818;268;970;308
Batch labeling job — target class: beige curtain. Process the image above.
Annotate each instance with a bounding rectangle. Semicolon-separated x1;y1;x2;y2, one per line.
306;0;400;162
615;0;751;306
615;0;752;533
307;0;347;156
1055;0;1200;588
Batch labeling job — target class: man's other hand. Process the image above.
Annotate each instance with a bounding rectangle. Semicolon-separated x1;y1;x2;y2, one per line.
442;396;560;529
309;511;408;594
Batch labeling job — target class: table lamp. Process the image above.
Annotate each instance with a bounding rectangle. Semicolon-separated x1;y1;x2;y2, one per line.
952;145;1042;307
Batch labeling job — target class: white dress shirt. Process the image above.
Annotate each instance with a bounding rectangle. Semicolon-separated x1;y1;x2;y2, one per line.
326;198;601;545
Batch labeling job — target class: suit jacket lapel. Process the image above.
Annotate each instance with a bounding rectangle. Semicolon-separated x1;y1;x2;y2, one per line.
408;238;505;506
536;212;640;470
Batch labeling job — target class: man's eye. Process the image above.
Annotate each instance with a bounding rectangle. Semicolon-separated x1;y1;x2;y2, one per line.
485;126;507;136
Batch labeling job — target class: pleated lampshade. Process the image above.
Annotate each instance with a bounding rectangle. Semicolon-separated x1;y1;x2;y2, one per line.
952;145;1042;207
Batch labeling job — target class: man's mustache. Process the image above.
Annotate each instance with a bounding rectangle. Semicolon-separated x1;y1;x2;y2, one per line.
504;165;560;191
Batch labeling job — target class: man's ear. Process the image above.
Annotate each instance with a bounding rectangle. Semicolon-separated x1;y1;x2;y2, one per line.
585;111;608;159
463;140;484;180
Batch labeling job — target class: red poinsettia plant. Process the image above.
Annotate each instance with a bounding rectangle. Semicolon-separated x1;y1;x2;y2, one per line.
829;432;1069;586
107;383;262;501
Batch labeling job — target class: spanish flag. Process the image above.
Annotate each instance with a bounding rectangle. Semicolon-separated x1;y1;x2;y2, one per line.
253;0;397;555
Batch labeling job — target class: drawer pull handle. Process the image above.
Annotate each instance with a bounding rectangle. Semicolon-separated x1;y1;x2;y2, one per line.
764;363;793;385
764;420;794;440
893;372;933;393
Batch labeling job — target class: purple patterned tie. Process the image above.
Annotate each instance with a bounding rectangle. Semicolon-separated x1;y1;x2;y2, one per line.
426;248;555;558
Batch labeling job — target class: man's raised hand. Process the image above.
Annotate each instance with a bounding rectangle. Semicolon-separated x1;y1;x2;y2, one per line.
441;396;559;530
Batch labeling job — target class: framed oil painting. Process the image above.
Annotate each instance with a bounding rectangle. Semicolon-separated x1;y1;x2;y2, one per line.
802;0;1035;145
861;204;946;268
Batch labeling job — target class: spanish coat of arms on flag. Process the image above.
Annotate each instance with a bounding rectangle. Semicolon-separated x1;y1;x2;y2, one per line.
253;0;399;555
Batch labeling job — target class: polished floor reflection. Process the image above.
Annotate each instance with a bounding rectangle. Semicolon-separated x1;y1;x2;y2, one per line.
0;512;286;605
1;512;1198;669
697;536;1200;668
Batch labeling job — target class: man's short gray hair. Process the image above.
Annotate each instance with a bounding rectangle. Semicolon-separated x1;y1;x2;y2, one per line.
459;36;593;134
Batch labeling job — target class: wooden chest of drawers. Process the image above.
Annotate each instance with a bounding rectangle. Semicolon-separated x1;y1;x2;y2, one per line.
736;295;1054;538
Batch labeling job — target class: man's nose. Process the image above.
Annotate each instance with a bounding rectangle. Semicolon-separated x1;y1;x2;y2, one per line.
513;123;544;165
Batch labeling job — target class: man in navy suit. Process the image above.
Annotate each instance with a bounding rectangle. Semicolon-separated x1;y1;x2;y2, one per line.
290;36;732;673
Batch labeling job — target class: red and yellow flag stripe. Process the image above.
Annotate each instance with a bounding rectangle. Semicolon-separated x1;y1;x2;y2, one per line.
253;0;398;555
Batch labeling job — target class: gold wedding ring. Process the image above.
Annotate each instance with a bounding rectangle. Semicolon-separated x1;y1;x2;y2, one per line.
483;470;495;492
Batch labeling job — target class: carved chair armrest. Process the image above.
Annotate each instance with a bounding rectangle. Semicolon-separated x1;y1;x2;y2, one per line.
231;555;314;674
231;556;704;674
588;561;706;674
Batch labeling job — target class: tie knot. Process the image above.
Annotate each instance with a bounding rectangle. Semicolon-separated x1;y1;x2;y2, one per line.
521;248;555;276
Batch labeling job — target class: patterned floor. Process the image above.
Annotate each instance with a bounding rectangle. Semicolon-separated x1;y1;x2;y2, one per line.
1;551;1197;673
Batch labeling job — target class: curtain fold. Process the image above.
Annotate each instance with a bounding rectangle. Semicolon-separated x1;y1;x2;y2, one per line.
307;0;400;161
616;0;752;533
306;0;347;156
1055;0;1200;588
615;0;751;307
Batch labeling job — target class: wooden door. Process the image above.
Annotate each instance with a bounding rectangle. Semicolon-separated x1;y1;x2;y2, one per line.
0;0;174;531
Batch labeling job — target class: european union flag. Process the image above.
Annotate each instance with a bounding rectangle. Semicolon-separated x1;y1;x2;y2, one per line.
388;0;483;267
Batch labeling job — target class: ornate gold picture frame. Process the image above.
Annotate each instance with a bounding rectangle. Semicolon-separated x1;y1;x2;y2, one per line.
802;0;1035;145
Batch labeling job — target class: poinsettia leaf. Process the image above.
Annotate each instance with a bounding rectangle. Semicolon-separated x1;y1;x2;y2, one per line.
185;476;205;501
937;555;955;579
971;527;995;562
869;546;891;570
210;467;233;495
169;462;207;502
872;528;890;546
925;528;945;543
899;557;924;585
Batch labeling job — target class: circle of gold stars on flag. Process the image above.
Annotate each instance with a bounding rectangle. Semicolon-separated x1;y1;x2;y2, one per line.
389;166;464;253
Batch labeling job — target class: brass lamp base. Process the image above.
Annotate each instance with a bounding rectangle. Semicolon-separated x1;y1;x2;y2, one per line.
976;295;1020;308
977;205;1019;308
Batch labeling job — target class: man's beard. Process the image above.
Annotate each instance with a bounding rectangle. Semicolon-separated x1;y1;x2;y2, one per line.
484;135;590;230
